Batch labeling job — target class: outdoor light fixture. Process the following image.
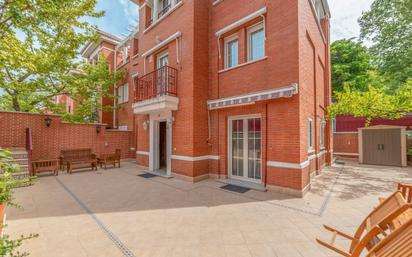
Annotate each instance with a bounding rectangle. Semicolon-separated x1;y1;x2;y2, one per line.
44;116;52;127
142;120;149;130
96;124;102;134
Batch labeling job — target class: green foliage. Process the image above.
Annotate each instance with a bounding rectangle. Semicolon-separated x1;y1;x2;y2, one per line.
0;0;125;123
0;234;39;257
408;147;412;156
328;80;412;124
359;0;412;89
0;150;20;207
0;149;38;256
331;39;378;93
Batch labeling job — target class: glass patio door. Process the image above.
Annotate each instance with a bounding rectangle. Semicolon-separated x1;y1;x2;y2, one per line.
229;117;262;182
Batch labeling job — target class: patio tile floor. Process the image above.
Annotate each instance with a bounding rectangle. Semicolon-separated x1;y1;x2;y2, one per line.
6;160;412;257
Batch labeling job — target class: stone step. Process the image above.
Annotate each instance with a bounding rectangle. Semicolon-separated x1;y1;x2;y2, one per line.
2;158;29;166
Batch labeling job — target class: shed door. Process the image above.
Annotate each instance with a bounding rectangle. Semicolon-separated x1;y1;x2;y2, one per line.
362;129;402;166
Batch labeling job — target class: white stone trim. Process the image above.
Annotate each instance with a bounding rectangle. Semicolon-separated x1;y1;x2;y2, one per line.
141;31;182;58
333;152;359;156
267;160;310;170
136;151;149;156
212;0;223;6
308;154;316;161
207;84;298;110
171;155;220;161
215;7;267;37
333;131;358;134
317;150;327;157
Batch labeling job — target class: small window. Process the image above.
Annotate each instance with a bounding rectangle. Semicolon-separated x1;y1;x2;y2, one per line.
248;23;265;61
319;119;326;148
308;118;314;151
133;38;139;56
117;84;128;104
225;35;238;68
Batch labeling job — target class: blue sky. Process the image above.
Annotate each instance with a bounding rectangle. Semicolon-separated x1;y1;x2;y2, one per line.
92;0;373;42
91;0;139;39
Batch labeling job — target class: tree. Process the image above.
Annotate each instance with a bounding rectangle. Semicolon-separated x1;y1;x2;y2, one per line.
328;80;412;124
331;38;377;93
0;0;124;122
359;0;412;89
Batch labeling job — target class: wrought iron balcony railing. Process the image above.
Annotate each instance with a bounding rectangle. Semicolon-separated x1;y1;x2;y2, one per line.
135;65;178;102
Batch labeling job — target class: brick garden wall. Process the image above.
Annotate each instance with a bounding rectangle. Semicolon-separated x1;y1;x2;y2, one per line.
0;111;134;160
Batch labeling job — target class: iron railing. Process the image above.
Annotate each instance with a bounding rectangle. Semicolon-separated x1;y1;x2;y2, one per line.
135;65;178;102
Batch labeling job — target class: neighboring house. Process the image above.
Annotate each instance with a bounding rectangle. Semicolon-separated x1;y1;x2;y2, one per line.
334;114;412;133
125;0;333;197
54;94;75;114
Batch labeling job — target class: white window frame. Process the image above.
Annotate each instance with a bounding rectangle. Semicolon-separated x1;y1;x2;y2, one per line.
308;118;314;152
117;83;129;104
319;119;326;149
247;22;265;62
224;34;239;69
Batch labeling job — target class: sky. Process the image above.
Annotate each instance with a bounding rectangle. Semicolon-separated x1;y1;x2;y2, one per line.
92;0;374;42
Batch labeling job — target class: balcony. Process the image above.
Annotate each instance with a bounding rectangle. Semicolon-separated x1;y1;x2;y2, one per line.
133;66;179;114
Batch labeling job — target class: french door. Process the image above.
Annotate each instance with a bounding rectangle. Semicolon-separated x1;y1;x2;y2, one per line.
228;116;262;182
156;52;169;95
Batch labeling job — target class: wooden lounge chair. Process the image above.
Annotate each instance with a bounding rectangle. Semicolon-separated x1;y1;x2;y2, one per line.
32;159;59;176
365;217;412;257
397;183;412;204
316;191;411;257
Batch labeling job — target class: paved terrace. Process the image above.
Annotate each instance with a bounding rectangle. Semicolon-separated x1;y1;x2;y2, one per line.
6;161;412;257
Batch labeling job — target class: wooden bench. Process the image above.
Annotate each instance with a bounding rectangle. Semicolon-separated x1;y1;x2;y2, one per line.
60;149;98;174
97;149;121;169
32;159;59;176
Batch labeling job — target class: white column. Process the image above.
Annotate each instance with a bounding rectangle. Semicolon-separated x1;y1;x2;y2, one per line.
149;117;155;171
166;117;173;176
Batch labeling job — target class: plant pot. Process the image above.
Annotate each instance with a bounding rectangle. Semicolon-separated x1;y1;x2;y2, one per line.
0;204;5;236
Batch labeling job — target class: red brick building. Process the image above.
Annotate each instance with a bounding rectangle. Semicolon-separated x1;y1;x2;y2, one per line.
81;0;332;196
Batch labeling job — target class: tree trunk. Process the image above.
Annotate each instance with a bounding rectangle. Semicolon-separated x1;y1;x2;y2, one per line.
12;96;20;112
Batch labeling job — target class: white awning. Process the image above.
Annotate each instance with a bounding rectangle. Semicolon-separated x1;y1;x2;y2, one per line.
207;83;298;110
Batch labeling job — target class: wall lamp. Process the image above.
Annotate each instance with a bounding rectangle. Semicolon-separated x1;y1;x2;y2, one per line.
44;116;52;127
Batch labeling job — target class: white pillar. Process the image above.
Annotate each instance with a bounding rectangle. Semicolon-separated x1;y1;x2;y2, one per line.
166;117;173;176
149;117;155;171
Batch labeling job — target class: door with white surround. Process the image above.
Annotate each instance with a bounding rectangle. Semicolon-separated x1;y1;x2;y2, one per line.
228;115;262;182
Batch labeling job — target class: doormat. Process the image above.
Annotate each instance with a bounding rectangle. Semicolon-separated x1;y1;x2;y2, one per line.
138;173;158;179
221;184;250;193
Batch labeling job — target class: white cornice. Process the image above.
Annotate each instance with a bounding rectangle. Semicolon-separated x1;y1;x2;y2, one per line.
141;31;182;58
215;7;267;37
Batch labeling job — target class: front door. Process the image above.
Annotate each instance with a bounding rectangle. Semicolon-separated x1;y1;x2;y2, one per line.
229;116;262;182
159;121;167;169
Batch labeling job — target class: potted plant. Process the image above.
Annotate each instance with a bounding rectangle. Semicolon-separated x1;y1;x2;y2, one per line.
0;149;38;256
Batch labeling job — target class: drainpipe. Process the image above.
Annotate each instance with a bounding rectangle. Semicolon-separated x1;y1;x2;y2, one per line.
264;103;268;187
113;46;117;128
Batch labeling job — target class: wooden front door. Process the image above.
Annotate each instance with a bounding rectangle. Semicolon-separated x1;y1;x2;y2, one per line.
362;129;402;166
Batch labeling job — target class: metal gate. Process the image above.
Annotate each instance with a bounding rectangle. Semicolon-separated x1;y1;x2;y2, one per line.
362;128;402;166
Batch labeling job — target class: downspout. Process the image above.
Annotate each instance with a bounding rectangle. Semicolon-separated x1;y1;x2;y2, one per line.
113;46;117;128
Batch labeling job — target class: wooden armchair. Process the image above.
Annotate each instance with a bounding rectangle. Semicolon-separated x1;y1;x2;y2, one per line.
98;149;121;169
32;159;59;176
397;183;412;204
316;191;411;257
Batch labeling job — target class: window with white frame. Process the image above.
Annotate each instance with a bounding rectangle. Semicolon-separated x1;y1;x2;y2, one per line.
308;118;314;151
224;35;239;69
319;119;326;148
248;22;265;61
117;84;129;104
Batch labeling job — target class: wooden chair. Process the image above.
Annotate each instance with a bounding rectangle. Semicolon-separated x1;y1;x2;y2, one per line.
97;149;121;169
316;191;411;257
397;183;412;204
32;159;59;176
365;217;412;257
